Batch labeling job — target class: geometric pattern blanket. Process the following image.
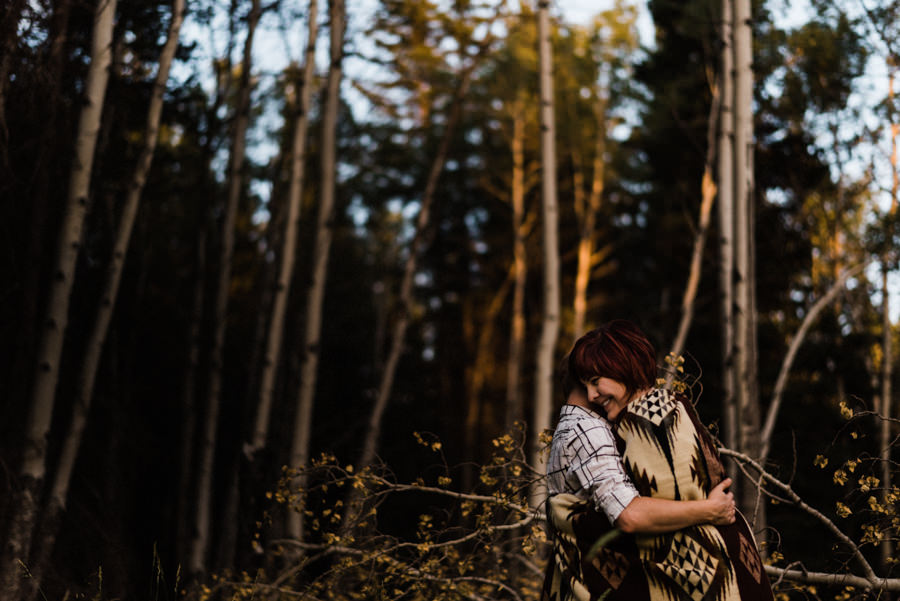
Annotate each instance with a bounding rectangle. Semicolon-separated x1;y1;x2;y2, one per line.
542;389;774;601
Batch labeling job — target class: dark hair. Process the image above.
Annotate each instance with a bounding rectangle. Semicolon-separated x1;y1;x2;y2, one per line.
567;320;657;400
559;355;585;399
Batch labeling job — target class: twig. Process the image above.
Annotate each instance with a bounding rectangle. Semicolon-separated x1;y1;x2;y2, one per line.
720;447;879;584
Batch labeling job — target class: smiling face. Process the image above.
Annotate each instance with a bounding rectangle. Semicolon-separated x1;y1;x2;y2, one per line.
583;376;631;421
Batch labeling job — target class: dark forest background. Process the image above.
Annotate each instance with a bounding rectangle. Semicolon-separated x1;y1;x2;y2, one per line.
2;0;900;599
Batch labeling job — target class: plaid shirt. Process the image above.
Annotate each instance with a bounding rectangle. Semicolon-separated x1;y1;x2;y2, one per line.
546;404;639;523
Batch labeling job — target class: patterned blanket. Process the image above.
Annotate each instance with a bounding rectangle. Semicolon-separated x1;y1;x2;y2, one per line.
542;389;774;601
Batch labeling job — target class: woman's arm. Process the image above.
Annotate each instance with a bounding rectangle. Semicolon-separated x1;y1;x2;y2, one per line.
614;478;736;534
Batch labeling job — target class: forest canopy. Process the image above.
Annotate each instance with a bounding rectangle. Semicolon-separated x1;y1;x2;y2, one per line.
1;0;900;599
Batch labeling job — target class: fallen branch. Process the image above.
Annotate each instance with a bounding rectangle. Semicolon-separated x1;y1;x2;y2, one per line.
763;565;900;592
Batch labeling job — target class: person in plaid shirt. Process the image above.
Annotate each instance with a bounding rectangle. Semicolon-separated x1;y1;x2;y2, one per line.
546;366;735;533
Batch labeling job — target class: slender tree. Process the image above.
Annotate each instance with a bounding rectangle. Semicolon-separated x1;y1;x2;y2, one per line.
26;0;186;592
532;0;560;478
880;64;899;571
0;0;118;595
249;0;319;464
717;0;738;471
287;0;343;542
668;66;720;364
341;11;499;535
190;0;262;576
506;100;528;430
732;0;762;527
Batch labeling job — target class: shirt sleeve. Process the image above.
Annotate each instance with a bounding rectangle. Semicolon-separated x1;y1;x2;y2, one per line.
567;420;640;523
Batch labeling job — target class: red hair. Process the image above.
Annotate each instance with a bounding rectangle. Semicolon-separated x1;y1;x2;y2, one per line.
567;320;657;399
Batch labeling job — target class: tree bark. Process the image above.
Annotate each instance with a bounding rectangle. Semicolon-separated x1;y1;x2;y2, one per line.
7;0;72;463
250;0;319;463
189;0;261;576
882;68;899;573
341;28;496;536
668;71;720;368
572;100;606;340
506;102;527;431
717;0;738;475
532;0;560;483
27;0;185;592
732;0;762;531
0;0;117;596
463;266;514;491
176;227;206;565
287;0;343;543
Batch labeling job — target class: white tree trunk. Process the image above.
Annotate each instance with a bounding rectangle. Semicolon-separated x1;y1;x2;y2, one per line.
506;104;527;430
882;68;899;572
189;0;261;576
28;0;185;591
532;0;560;483
0;0;117;596
249;0;319;462
287;0;343;542
717;0;737;460
732;0;762;528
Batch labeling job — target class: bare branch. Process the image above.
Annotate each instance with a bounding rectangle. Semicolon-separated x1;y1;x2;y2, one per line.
760;261;870;461
719;447;879;583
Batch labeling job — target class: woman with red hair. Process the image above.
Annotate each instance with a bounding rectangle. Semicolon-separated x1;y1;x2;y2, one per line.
543;320;773;601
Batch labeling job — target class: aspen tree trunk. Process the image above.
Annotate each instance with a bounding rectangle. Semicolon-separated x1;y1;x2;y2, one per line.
342;35;493;536
189;0;261;576
883;78;899;569
462;275;513;490
717;0;738;469
732;0;763;531
176;228;206;564
532;0;560;479
572;101;606;339
26;1;185;593
250;0;318;463
287;0;343;542
506;102;527;431
0;0;117;596
669;75;720;367
10;0;72;421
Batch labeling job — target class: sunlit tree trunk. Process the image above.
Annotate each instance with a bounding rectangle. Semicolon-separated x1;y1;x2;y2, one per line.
342;32;493;536
0;0;117;596
463;275;512;489
572;101;606;340
669;72;720;367
250;0;319;464
189;0;261;576
532;0;560;484
288;0;343;543
506;102;527;431
26;1;185;593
